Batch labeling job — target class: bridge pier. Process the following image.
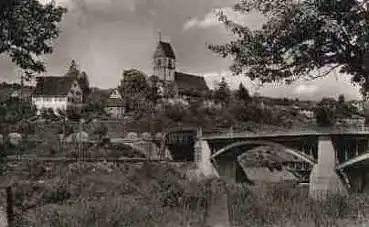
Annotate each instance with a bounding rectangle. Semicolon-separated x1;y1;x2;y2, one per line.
194;139;219;179
309;136;348;200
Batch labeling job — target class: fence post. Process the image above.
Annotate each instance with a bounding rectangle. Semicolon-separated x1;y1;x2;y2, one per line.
6;186;14;227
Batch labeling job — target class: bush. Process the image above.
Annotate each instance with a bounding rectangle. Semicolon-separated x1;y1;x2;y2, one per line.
164;103;187;122
315;104;336;127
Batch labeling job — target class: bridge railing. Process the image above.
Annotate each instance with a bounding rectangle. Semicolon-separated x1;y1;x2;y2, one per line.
201;126;369;139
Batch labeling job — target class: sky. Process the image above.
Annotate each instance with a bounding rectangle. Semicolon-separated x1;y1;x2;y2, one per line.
0;0;362;101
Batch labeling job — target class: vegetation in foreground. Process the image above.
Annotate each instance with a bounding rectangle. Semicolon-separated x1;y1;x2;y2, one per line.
228;183;369;227
0;161;367;227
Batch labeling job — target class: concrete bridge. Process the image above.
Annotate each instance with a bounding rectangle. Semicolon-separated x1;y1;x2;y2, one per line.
192;128;369;200
109;127;369;199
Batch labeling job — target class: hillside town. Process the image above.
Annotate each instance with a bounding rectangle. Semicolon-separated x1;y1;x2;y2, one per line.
3;0;369;226
1;39;366;131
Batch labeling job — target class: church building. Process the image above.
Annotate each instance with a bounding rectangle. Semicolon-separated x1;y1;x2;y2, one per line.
152;40;209;99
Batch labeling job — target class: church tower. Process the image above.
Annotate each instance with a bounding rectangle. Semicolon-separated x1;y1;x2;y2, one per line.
153;36;176;82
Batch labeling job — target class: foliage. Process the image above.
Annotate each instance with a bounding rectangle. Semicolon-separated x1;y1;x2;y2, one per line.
65;60;91;103
236;83;251;103
0;99;36;124
209;0;369;97
119;69;150;112
338;94;345;105
228;183;359;227
315;98;336;127
56;120;74;136
163;103;187;122
93;122;108;141
0;0;66;72
40;108;58;121
65;106;82;121
213;77;231;107
147;75;162;105
11;162;211;227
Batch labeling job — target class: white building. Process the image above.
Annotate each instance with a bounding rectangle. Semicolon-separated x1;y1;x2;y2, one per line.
104;88;125;119
31;76;83;114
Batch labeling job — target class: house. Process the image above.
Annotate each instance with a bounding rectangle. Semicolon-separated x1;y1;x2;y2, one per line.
152;40;209;99
31;76;83;114
104;88;125;119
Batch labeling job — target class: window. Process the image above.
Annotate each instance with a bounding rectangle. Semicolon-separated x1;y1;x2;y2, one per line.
67;97;72;102
156;59;161;67
76;91;81;96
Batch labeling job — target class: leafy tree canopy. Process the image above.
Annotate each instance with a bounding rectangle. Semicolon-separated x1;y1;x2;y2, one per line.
65;60;91;102
338;94;345;104
209;0;369;98
0;0;67;73
213;77;231;106
119;69;150;112
236;83;251;103
120;69;149;94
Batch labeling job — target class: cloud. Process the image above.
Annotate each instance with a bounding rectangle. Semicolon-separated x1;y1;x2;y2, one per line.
183;7;265;30
38;0;70;6
202;70;259;94
294;84;318;95
0;0;362;101
184;10;220;30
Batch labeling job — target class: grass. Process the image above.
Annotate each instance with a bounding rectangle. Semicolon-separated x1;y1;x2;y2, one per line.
227;182;369;227
1;160;369;227
5;162;213;227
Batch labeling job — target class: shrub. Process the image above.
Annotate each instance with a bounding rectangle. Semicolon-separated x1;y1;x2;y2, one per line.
164;103;187;122
315;104;336;127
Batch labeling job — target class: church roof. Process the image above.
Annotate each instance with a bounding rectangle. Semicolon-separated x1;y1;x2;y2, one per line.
174;72;209;96
158;41;176;59
32;76;78;96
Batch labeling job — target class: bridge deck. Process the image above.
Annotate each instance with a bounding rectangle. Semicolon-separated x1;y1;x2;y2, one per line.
201;128;369;140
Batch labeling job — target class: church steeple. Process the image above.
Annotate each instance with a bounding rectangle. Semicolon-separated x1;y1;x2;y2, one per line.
153;36;176;82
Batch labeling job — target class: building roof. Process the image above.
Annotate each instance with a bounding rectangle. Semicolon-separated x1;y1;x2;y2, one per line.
105;98;125;107
174;72;209;96
158;41;176;59
32;76;77;96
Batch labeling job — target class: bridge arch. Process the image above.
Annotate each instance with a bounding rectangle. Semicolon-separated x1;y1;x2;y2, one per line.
210;140;316;165
336;152;369;170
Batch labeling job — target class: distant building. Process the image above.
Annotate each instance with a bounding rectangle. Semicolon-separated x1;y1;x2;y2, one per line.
152;40;209;99
31;76;83;114
299;110;315;119
104;88;125;119
10;88;33;101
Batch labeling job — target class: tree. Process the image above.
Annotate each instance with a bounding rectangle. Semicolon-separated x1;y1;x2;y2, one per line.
119;69;149;112
78;72;91;103
65;60;91;103
213;77;231;107
67;60;79;77
0;1;67;73
147;75;162;105
209;0;369;98
338;94;345;105
236;83;251;103
315;98;336;127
